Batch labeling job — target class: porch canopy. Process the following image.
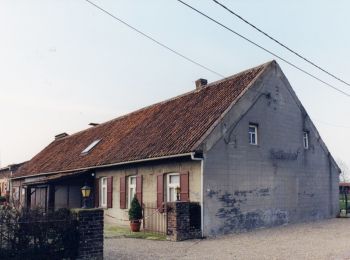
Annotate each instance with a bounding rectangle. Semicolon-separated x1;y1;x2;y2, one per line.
22;170;91;186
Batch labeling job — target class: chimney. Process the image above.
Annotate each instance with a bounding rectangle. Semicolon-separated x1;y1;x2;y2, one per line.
195;78;207;90
55;132;69;140
89;123;99;127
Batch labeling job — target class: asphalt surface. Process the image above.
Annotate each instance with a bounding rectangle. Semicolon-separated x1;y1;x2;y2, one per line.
105;218;350;260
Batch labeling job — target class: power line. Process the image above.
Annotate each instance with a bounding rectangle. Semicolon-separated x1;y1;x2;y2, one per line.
83;0;225;78
314;118;350;129
176;0;350;98
212;0;350;88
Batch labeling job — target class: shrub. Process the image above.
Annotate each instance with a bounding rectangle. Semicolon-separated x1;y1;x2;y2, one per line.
0;196;6;203
0;206;79;259
128;196;142;221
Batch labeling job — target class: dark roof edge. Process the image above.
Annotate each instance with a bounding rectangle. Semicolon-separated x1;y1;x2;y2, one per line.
12;152;195;180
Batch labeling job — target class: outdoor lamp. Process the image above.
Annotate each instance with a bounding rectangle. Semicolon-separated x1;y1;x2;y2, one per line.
81;184;91;208
175;186;181;201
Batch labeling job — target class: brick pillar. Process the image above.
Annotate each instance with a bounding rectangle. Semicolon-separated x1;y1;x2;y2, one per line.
167;202;201;241
77;209;104;260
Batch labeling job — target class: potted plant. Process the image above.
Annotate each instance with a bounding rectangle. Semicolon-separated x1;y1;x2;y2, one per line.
128;196;142;232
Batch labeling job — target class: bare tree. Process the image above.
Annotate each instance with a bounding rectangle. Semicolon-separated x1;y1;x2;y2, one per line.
338;159;350;183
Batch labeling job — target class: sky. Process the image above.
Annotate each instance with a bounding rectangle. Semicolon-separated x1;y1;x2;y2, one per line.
0;0;350;172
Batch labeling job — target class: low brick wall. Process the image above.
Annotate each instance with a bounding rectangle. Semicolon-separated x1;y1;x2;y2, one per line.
76;209;104;260
167;202;202;241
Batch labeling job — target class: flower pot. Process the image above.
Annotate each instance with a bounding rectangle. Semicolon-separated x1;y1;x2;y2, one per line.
130;220;141;232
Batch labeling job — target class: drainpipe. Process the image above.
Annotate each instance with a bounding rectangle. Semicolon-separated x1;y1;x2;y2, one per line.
191;152;204;238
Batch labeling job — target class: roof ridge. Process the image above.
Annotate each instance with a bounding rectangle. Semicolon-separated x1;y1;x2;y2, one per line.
202;60;274;89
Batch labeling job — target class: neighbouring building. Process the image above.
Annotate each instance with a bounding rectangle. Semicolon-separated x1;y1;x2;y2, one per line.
0;166;10;197
13;61;340;236
0;162;26;201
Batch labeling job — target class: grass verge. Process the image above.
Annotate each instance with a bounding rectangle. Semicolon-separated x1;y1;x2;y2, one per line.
104;223;166;240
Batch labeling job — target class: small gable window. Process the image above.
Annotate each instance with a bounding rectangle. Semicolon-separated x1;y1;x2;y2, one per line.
81;139;101;154
248;124;258;145
303;131;309;149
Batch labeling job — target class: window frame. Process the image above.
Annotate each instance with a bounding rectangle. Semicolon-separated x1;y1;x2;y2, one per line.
100;177;107;208
81;139;101;155
303;131;309;149
128;176;137;208
166;173;180;202
248;124;258;145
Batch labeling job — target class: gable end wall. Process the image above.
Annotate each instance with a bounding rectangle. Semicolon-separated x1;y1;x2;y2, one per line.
202;63;339;236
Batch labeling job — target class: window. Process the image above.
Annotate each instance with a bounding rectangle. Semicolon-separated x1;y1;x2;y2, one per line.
128;176;136;208
248;124;258;145
81;139;101;155
100;177;107;207
12;187;19;202
303;131;309;149
167;173;180;202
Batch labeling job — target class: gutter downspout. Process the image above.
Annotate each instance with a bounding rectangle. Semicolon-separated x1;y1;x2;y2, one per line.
191;152;204;238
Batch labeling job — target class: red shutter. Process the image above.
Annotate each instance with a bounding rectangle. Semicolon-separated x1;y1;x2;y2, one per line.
94;178;100;208
120;176;126;209
157;174;164;213
136;175;143;206
107;176;113;208
180;171;189;202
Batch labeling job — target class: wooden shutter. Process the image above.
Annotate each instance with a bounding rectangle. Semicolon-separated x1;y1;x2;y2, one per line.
180;171;189;202
136;175;143;206
107;176;113;208
120;176;126;209
157;174;164;213
94;178;100;208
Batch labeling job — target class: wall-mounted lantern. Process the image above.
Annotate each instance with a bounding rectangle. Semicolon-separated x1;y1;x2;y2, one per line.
81;184;91;209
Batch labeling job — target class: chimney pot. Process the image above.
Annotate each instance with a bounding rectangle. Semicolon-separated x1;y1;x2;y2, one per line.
55;132;69;140
195;78;208;90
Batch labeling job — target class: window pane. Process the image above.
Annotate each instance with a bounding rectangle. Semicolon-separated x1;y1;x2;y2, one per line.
170;175;179;184
130;177;136;185
102;187;106;205
249;125;257;144
169;187;175;202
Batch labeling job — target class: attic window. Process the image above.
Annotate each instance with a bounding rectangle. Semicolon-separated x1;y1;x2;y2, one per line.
303;131;309;149
81;139;101;155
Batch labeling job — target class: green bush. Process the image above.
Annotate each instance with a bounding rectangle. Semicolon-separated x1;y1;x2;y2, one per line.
0;196;6;203
128;196;142;221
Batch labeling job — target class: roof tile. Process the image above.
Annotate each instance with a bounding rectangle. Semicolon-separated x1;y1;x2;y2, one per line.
16;62;270;177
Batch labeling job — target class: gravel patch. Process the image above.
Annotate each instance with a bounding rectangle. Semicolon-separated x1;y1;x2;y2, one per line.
105;218;350;260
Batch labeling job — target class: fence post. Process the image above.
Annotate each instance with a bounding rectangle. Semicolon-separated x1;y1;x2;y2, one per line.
76;208;104;260
166;202;201;241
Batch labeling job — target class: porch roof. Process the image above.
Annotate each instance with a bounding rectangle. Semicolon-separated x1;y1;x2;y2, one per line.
22;170;89;186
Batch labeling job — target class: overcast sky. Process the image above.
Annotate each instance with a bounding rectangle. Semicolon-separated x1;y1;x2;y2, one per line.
1;0;350;170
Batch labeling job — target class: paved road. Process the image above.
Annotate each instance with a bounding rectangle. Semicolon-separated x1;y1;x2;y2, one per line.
105;218;350;260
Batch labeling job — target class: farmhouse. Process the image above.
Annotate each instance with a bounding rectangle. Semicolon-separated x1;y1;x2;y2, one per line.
13;60;340;236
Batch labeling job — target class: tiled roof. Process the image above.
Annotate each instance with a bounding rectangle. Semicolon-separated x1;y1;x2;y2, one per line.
15;61;271;178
